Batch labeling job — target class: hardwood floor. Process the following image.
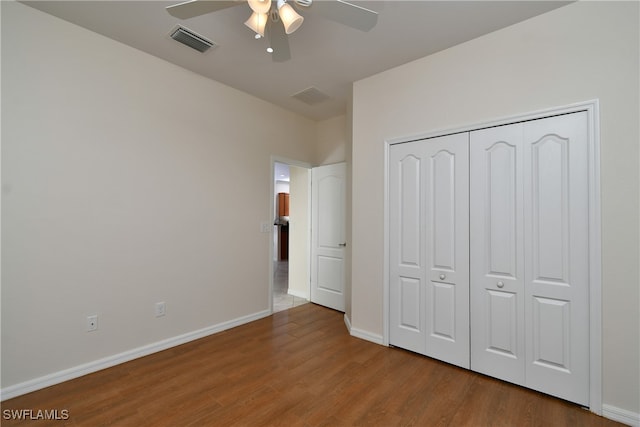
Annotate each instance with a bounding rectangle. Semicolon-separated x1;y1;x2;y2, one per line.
1;304;621;426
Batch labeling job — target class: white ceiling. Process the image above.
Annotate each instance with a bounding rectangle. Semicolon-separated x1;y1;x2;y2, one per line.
22;1;570;121
274;162;290;182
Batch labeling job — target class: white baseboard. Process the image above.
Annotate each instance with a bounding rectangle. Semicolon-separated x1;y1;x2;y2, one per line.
602;404;640;426
350;327;385;346
287;289;309;300
343;313;352;332
0;309;271;401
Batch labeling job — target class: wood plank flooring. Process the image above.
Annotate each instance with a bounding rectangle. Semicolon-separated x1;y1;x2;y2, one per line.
1;304;622;426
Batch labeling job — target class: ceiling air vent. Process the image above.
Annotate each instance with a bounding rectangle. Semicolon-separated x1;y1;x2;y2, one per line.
291;87;330;105
170;26;215;53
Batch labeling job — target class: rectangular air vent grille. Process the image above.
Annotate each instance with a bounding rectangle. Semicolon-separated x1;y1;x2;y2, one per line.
291;87;330;105
170;26;215;53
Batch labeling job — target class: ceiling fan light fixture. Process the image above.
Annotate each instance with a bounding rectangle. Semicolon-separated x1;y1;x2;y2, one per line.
277;0;304;35
248;0;272;14
244;12;268;37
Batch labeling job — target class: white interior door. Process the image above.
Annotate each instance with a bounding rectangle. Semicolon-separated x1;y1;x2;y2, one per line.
424;134;470;368
386;106;596;408
470;123;526;385
522;112;589;405
389;133;470;368
389;140;427;354
470;112;590;405
311;163;346;312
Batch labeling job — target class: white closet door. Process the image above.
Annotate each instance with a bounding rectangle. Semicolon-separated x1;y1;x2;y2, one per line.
470;123;526;385
424;134;469;368
389;133;469;367
470;112;590;405
389;140;427;354
523;112;589;405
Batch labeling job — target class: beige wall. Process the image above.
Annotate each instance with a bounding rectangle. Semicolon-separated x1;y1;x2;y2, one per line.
1;2;317;389
316;115;347;166
345;98;353;323
352;1;639;415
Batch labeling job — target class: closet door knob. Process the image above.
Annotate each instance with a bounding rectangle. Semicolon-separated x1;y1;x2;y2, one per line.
497;281;505;288
439;274;446;280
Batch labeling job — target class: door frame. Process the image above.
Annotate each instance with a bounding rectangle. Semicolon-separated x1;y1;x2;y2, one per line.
269;156;312;314
382;99;602;414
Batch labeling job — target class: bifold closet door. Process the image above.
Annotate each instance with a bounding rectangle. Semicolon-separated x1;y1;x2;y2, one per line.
469;124;526;385
389;133;469;368
522;112;589;405
470;111;590;406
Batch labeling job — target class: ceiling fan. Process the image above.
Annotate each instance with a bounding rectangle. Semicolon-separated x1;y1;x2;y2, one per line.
166;0;378;62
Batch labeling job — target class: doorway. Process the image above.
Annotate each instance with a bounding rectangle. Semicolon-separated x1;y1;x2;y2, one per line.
272;160;311;312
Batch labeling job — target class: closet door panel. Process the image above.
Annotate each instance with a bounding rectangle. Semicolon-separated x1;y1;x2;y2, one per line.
389;133;469;367
470;124;525;385
523;112;589;406
485;289;519;357
431;282;456;340
389;142;427;354
424;133;470;369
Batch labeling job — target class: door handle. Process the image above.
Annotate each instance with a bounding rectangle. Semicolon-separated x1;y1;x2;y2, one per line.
338;242;347;247
439;274;446;281
497;281;505;288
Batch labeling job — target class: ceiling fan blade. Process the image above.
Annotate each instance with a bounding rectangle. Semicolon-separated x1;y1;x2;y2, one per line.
312;0;378;32
268;19;291;62
166;0;241;20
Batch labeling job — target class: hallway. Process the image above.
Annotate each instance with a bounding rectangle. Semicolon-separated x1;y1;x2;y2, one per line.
273;260;308;313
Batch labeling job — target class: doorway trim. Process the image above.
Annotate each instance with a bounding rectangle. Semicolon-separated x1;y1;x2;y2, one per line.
269;156;312;314
382;99;601;414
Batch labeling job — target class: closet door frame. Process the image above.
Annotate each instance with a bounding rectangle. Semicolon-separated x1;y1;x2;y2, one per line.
382;99;601;414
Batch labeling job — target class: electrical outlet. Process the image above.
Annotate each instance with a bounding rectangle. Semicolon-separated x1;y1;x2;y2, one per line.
155;302;166;317
87;315;98;332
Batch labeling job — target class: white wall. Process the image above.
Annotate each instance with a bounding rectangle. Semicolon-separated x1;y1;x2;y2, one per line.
352;1;639;416
275;181;290;195
1;2;317;390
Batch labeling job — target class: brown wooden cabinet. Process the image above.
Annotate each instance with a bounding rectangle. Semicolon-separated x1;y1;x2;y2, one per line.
277;192;289;217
